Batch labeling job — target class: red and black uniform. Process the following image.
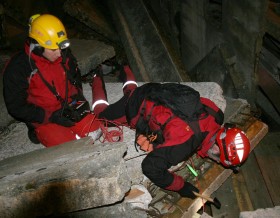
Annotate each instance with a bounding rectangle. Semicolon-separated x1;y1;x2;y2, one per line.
3;41;100;147
92;67;224;197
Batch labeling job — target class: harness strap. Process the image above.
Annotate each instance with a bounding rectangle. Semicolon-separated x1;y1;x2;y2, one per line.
152;113;175;131
204;104;223;124
29;59;66;104
36;69;65;103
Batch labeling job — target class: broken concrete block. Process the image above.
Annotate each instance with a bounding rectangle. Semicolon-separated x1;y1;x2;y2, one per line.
124;184;152;210
0;137;131;217
239;206;280;218
0;122;44;161
70;39;115;75
83;82;227;113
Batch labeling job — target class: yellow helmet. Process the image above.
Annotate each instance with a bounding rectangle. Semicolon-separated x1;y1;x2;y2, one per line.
29;14;70;49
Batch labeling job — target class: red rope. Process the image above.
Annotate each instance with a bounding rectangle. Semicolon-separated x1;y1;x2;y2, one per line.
85;113;97;137
97;118;124;143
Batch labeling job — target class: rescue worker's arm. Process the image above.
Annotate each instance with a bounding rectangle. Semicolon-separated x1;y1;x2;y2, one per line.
3;57;45;123
141;136;199;199
97;95;129;123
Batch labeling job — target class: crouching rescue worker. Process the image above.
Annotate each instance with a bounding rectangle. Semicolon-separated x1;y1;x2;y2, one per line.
3;14;101;147
91;65;251;199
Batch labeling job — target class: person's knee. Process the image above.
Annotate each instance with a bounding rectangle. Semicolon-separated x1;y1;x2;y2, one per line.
35;124;76;147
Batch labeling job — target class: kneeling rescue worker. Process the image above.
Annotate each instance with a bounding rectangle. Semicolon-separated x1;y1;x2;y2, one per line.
3;14;101;147
91;65;251;199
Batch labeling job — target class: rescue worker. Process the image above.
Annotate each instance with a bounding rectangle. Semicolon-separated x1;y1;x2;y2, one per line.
91;65;251;199
3;14;101;147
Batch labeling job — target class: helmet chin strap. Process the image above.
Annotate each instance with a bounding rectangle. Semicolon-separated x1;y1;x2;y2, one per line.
207;148;239;173
230;166;240;174
61;49;67;64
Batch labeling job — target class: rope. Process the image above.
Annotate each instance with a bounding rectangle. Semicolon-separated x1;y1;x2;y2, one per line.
97;118;124;143
78;112;97;137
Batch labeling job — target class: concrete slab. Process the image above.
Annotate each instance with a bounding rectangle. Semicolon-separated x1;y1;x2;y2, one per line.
0;137;131;217
70;38;115;75
239;206;280;218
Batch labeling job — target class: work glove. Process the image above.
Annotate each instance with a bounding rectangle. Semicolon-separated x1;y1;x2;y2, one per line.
49;109;75;127
63;99;90;122
62;106;81;122
177;182;199;199
136;134;154;153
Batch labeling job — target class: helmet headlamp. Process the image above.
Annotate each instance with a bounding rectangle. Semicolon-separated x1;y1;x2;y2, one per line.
57;39;70;50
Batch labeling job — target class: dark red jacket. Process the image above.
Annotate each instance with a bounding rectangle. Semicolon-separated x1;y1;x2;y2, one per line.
3;42;82;127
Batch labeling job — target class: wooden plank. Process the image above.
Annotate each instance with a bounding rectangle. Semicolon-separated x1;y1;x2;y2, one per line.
244;119;269;152
241;151;274;209
258;65;280;114
266;1;280;40
211;177;240;218
254;132;280;205
181;165;232;217
232;172;254;212
161;164;232;218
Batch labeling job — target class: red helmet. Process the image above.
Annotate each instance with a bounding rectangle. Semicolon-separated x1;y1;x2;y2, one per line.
216;125;250;167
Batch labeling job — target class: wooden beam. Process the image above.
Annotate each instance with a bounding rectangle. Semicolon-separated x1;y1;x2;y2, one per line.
254;132;280;206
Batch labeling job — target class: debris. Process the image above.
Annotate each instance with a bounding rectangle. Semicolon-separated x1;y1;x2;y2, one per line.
125;185;152;210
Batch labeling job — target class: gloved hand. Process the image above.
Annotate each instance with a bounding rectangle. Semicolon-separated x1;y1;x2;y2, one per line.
177;182;199;199
62;106;81;122
49;109;75;127
136;134;154;153
64;98;90;122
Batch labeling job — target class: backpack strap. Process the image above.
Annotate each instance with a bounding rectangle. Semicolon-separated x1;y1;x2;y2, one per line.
186;120;204;145
135;100;156;135
188;104;224;150
203;104;224;125
186;104;224;146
